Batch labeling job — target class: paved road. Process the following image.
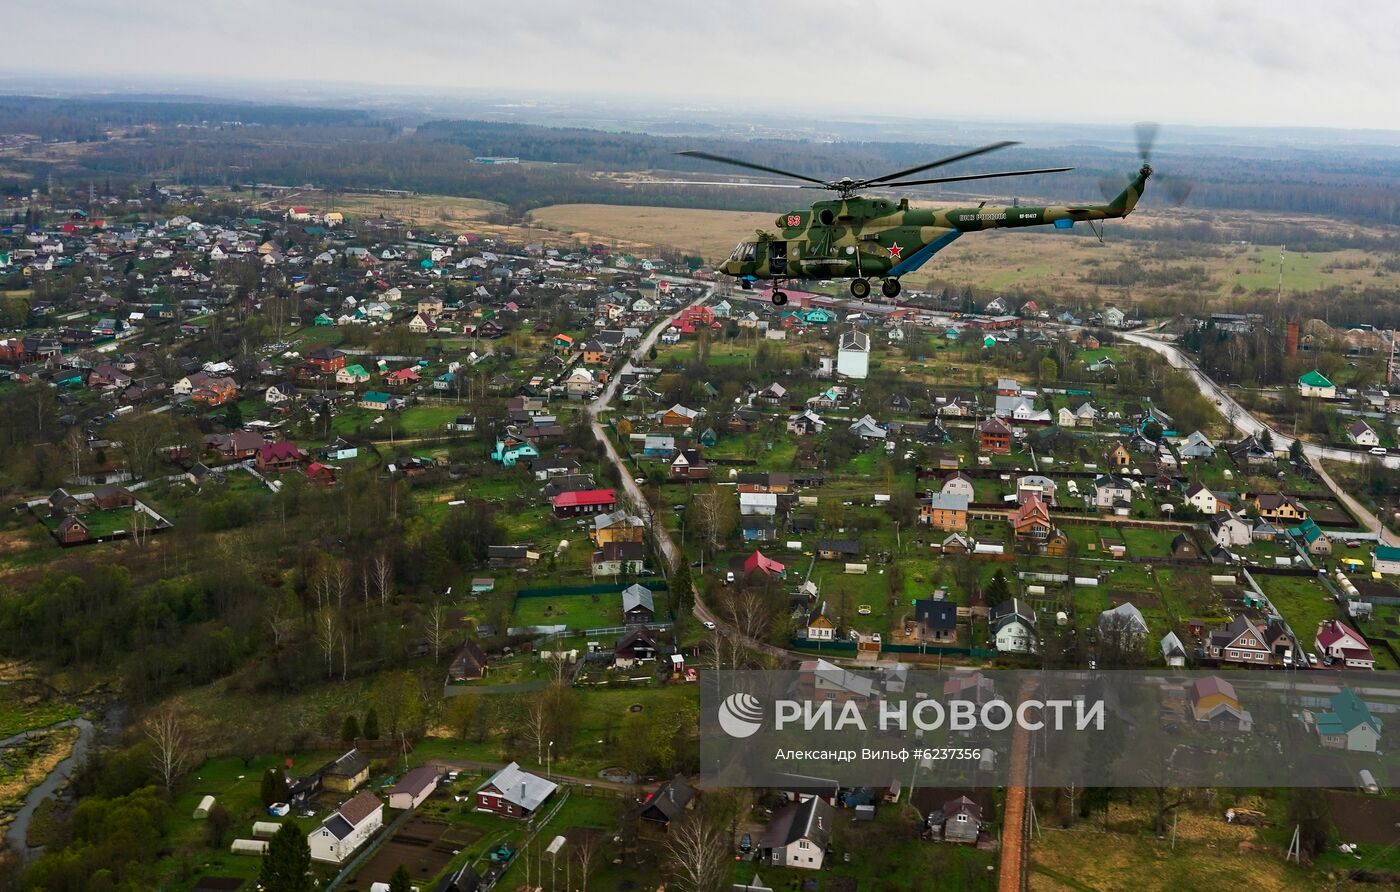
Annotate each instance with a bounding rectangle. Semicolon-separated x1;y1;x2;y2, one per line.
1123;330;1397;544
1122;330;1395;468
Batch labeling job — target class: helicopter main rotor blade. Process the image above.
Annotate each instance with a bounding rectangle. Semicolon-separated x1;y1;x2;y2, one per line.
878;166;1074;189
674;151;830;187
862;140;1020;186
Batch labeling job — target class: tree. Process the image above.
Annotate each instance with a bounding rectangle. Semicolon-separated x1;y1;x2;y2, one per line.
1038;355;1059;385
986;569;1011;605
664;811;729;892
1289;437;1305;465
1259;427;1274;451
363;707;381;740
340;713;360;743
1286;788;1332;862
670;560;694;620
425;602;447;663
445;694;481;741
259;821;313;892
206;803;232;849
225;401;243;430
147;707;190;791
261;767;287;806
692;486;737;555
372;671;423;738
388;864;413;892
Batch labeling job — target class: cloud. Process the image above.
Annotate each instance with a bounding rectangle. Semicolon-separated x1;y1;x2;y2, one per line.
3;0;1398;130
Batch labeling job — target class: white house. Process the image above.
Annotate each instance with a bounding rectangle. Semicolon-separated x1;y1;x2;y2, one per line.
740;492;778;516
1161;631;1187;668
1347;419;1380;447
1298;370;1336;399
940;472;975;501
1209;511;1252;549
991;599;1037;654
1374;544;1400;576
760;796;834;871
387;765;442;810
1184;482;1219;515
1092;475;1132;510
1315;619;1374;669
1104;306;1127;328
308;792;383;863
1178;430;1216;459
836;330;870;380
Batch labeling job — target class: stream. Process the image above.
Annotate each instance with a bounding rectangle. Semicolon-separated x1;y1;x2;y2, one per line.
2;716;98;859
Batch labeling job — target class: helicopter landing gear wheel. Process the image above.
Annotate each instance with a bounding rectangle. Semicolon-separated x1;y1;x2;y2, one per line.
881;278;901;298
849;278;871;299
771;290;788;306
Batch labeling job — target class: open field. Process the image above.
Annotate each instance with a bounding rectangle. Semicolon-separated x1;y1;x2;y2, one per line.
529;203;774;262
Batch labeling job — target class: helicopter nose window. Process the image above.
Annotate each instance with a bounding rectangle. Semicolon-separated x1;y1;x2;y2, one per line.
729;242;757;262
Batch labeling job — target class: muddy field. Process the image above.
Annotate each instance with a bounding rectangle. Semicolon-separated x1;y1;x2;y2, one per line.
345;815;482;891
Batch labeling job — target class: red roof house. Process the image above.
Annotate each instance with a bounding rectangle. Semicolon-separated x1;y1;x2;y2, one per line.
1315;619;1374;669
256;441;306;472
742;549;786;580
552;489;617;517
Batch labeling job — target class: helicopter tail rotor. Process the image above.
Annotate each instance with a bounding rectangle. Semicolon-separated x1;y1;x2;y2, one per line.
1097;122;1193;207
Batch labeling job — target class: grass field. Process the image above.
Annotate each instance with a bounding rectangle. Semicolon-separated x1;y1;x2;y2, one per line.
511;589;670;632
529;204;775;263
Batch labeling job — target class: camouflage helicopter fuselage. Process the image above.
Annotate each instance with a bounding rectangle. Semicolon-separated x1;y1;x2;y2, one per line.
720;164;1151;285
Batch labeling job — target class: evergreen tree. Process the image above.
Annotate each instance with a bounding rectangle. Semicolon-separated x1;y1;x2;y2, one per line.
260;767;286;806
259;821;312;892
363;707;381;740
1259;428;1274;451
388;864;413;892
670;561;693;619
986;569;1011;604
1289;438;1305;464
226;402;243;430
341;713;360;743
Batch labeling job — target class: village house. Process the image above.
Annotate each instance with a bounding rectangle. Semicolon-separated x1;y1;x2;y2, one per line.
614;626;659;669
593;510;645;546
256;441;305;473
1189;676;1253;731
1184;481;1219;515
1298;369;1336;399
552;489;616;517
805;604;837;641
1315;619;1375;668
979;417;1013;454
930;795;984;844
760;796;835;871
387;765;443;810
1254;492;1308;524
447;640;489;682
322;749;370;793
1346;419;1380;447
912;598;958;644
919;492;969;531
1178;430;1216;459
308;791;383;864
621;584;655;624
638;775;698;832
475;762;558;819
592;541;646;576
991;599;1037;654
1308;688;1382;753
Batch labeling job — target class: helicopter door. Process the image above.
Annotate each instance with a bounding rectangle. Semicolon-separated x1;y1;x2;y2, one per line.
769;240;787;275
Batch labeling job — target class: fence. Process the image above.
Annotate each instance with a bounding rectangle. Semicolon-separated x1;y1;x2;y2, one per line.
790;639;997;659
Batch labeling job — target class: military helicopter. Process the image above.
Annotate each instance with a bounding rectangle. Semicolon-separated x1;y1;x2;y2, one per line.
679;125;1179;305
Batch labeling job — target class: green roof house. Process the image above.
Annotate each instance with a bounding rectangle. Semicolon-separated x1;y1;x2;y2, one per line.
1312;687;1381;752
1297;370;1335;398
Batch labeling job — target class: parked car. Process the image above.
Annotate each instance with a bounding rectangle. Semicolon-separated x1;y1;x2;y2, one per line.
703;620;716;631
739;833;752;853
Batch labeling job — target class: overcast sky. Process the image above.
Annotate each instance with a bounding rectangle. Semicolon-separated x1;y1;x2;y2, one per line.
7;1;1398;131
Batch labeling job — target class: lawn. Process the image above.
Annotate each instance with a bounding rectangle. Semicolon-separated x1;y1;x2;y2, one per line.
511;589;672;632
1258;574;1338;644
39;506;136;539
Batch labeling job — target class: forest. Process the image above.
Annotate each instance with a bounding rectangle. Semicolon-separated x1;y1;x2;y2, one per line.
6;97;1400;233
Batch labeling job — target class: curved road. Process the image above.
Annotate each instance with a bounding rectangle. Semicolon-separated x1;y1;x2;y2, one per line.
1123;330;1397;544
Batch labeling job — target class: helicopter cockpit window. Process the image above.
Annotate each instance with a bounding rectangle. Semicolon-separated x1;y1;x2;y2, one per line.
728;242;757;262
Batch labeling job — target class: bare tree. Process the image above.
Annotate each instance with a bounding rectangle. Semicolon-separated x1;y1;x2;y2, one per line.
315;609;339;679
425;602;447;664
523;691;550;766
712;589;773;670
573;833;599;892
692;487;736;556
664;811;729;892
64;426;83;481
266;595;293;649
147;707;190;791
372;552;394;607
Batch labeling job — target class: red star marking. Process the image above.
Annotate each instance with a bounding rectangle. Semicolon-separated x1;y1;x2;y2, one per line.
888;242;903;260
